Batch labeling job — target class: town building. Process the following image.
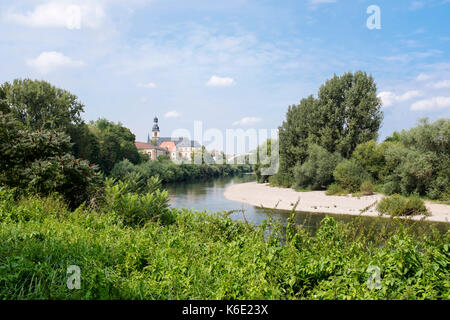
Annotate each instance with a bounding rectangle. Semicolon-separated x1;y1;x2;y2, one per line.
135;116;202;161
134;141;169;161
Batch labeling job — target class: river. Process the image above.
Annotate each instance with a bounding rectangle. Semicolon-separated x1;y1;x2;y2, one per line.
166;174;448;233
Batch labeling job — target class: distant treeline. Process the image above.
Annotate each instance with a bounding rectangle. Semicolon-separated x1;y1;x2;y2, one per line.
110;158;253;186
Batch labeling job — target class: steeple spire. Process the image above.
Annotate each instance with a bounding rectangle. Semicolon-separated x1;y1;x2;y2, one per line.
152;115;160;139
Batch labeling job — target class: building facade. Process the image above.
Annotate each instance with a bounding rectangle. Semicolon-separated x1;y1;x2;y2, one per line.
134;141;169;161
135;116;201;161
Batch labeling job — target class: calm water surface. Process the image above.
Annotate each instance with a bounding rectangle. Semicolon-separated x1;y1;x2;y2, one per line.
166;174;449;233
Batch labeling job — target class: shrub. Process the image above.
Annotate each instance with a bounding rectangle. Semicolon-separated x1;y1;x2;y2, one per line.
359;180;375;196
382;180;401;195
376;194;429;217
333;159;370;193
104;179;172;227
293;144;342;190
0;112;102;208
325;183;348;196
352;140;386;180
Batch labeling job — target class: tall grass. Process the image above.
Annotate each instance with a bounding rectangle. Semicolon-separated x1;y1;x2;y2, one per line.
0;188;448;300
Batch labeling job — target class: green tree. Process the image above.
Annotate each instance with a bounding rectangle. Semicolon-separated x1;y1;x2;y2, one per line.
89;118;141;174
0;112;101;208
294;144;342;190
0;79;84;130
276;71;382;187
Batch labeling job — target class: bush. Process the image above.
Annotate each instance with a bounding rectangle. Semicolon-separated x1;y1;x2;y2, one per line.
293;144;342;190
352;140;386;180
325;183;348;196
333;159;370;193
0;112;102;208
359;180;375;196
382;180;401;195
377;194;429;217
104;179;172;227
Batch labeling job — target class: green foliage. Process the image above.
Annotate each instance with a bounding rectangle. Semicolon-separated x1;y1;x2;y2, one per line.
293;144;342;190
0;79;84;130
104;178;173;227
377;194;429;217
325;183;348;196
352;140;387;180
254;139;279;183
110;159;252;185
359;180;375;196
88;118;141;174
66;123;100;163
0;112;102;208
379;119;450;201
0;194;447;300
333;159;371;193
276;71;382;186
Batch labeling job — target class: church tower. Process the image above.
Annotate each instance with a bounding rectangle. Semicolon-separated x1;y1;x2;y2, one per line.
152;116;160;139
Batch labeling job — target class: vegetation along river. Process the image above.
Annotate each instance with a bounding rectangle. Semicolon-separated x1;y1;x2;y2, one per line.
166;174;449;234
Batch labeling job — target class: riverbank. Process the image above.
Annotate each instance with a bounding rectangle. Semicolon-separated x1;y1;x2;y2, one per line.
224;182;450;223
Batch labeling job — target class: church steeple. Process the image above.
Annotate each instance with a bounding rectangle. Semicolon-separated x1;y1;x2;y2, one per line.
152;116;160;139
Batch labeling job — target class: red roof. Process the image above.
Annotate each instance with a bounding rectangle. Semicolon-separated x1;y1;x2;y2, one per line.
160;141;176;152
134;141;168;151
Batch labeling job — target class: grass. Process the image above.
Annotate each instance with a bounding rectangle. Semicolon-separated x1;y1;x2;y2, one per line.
377;194;430;217
0;191;448;300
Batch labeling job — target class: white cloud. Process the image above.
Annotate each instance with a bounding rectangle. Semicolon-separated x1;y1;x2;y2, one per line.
27;51;84;74
232;117;262;126
4;1;106;30
164;111;181;118
378;90;423;108
432;80;450;89
409;1;424;10
416;73;432;81
411;97;450;111
206;75;236;87
382;50;442;63
137;82;156;88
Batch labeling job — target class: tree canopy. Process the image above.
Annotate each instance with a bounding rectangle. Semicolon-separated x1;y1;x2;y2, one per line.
0;79;84;130
276;71;383;186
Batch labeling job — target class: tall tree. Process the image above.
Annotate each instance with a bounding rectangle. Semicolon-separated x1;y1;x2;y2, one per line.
89;118;141;174
276;71;383;186
0;79;84;130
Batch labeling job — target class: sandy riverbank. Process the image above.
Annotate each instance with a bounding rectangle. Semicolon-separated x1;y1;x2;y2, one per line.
224;182;450;223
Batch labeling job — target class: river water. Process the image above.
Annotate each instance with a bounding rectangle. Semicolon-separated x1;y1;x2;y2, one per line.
166;174;448;233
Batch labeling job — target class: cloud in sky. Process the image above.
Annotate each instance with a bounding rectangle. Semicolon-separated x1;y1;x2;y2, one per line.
164;111;181;118
26;51;84;74
416;73;432;81
206;75;236;87
382;50;443;63
411;97;450;111
4;1;106;30
378;90;423;108
232;117;262;126
432;80;450;89
137;82;156;88
409;1;425;10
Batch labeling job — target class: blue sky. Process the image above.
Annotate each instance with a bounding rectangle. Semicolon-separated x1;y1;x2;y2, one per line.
1;0;449;145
